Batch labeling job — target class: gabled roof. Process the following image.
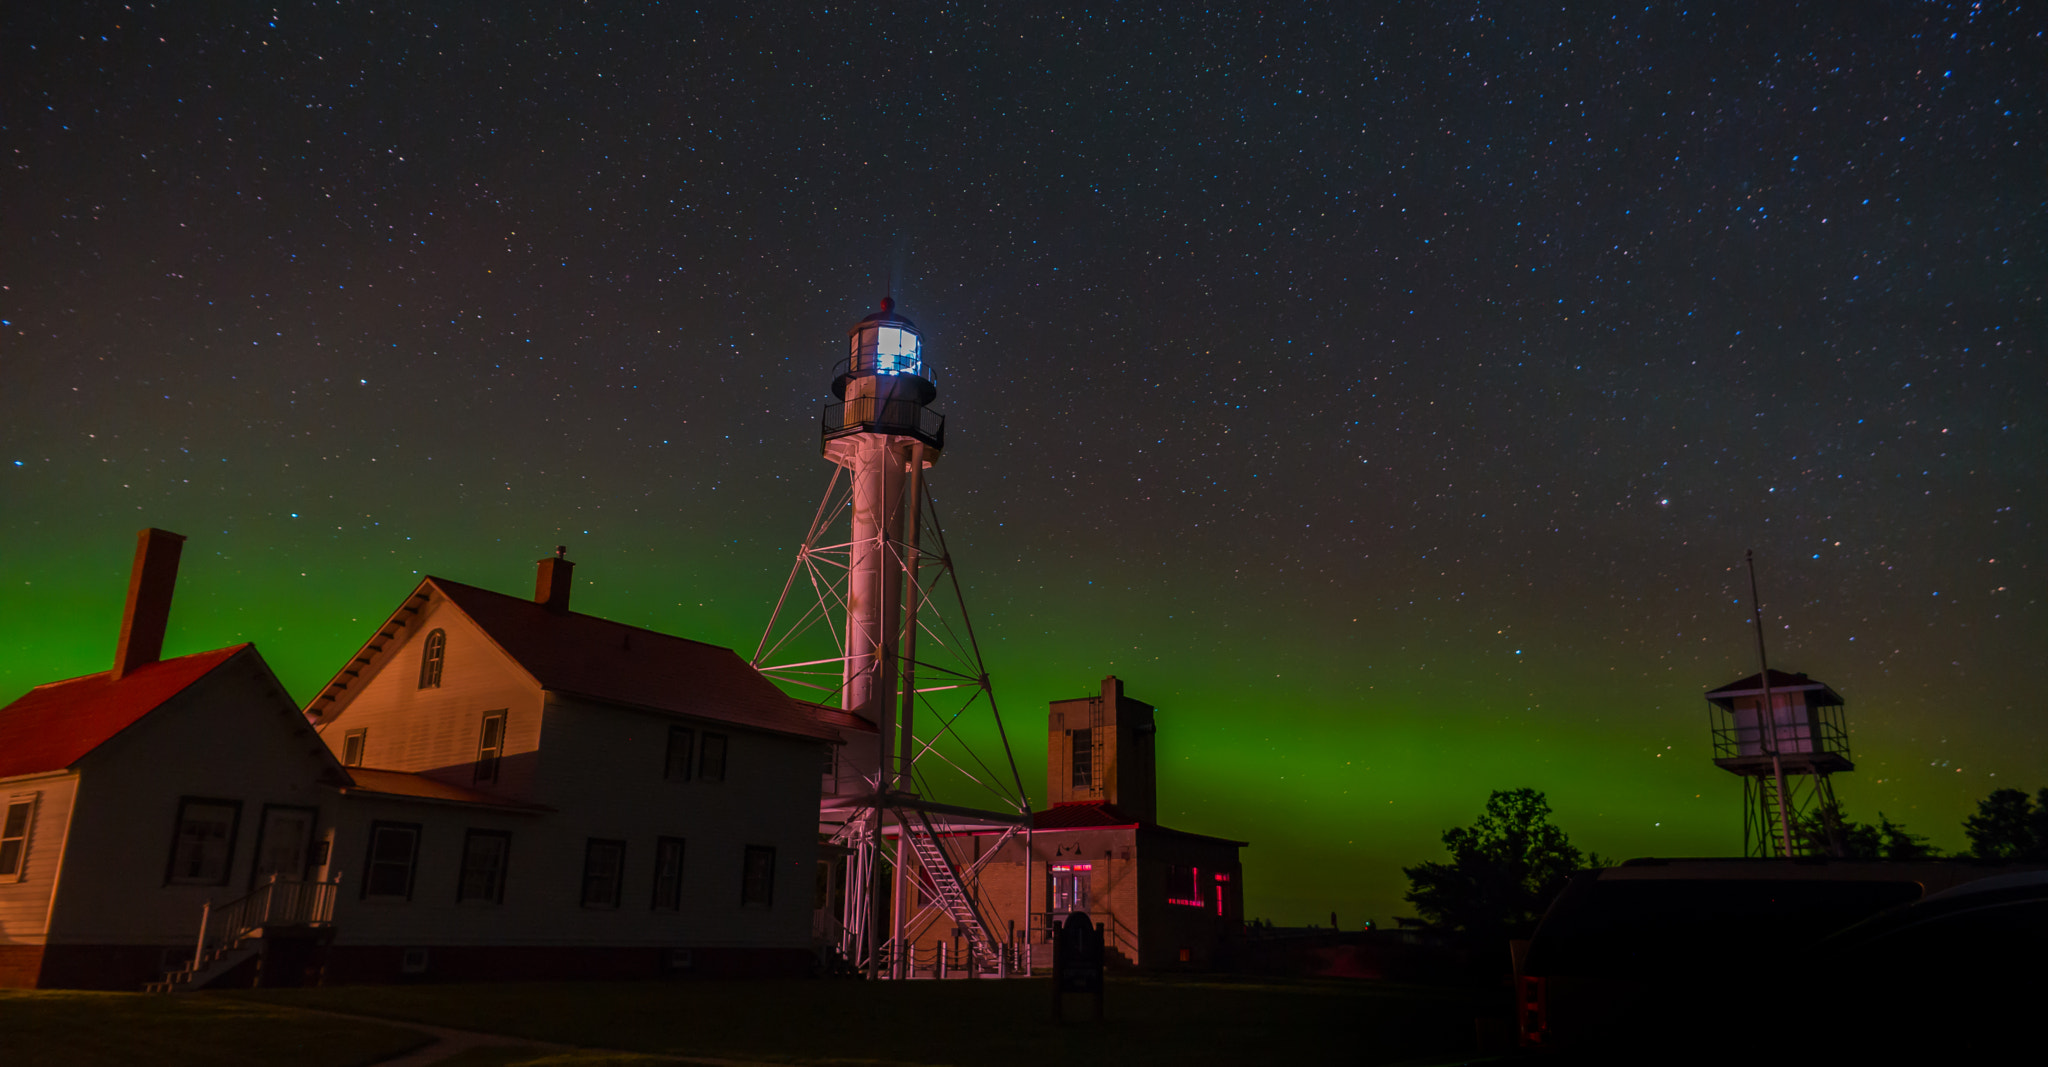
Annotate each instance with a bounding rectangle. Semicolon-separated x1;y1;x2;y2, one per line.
310;577;839;743
1705;669;1844;706
341;767;550;812
0;646;249;780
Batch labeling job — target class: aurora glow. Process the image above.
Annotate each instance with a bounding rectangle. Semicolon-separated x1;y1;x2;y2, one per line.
3;5;2041;925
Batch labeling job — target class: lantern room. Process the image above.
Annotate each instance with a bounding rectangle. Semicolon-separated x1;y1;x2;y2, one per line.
846;298;926;378
824;298;944;451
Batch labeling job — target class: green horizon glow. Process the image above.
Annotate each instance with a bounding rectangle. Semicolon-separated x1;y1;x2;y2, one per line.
4;489;2031;927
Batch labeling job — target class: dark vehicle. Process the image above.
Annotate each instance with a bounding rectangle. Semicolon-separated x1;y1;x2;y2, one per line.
1812;869;2048;1054
1515;858;2041;1058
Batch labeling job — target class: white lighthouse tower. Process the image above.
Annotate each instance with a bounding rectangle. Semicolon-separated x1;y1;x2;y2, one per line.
829;297;940;752
756;299;1031;979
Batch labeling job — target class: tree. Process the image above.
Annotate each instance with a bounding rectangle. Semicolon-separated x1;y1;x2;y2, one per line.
1401;788;1601;950
1794;802;1939;859
1962;787;2048;862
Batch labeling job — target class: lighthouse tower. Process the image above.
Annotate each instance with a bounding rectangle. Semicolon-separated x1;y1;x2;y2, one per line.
826;297;942;763
755;299;1029;979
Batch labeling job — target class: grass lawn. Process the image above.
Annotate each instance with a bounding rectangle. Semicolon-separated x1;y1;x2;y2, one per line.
235;975;1488;1066
0;989;432;1067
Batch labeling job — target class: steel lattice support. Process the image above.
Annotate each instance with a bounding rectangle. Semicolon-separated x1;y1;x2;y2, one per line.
754;301;1031;978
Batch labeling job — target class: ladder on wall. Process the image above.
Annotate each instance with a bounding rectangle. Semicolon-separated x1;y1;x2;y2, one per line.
1090;695;1106;798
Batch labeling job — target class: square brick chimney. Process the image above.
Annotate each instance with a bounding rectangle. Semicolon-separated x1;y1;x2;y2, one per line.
114;528;186;678
535;546;574;613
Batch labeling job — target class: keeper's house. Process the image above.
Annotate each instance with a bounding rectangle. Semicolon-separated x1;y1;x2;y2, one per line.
0;530;345;989
0;530;839;989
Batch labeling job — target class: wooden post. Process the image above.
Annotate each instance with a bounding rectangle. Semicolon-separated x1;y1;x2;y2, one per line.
192;900;212;971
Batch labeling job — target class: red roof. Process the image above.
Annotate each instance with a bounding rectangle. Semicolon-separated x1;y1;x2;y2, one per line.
342;767;548;811
422;578;839;742
0;646;249;780
1033;801;1144;830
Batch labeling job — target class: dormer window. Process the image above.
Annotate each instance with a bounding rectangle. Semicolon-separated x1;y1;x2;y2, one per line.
418;629;446;689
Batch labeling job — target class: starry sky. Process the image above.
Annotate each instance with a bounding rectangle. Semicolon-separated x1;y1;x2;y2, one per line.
3;3;2041;926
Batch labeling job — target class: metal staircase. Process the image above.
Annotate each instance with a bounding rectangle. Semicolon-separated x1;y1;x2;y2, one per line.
903;813;1002;969
146;874;340;992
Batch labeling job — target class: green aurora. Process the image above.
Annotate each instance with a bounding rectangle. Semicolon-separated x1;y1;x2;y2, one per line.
3;459;2037;926
5;4;2042;927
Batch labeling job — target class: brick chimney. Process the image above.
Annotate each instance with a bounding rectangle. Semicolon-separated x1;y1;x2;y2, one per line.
114;528;187;678
535;546;573;613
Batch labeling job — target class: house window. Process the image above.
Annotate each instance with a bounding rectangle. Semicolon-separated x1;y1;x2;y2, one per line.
1166;863;1204;907
582;839;625;908
652;837;685;910
475;712;507;783
1050;863;1091;915
700;733;728;784
664;726;694;782
165;798;242;886
418;628;447;689
741;845;776;907
341;728;367;767
458;830;510;904
0;795;36;881
363;822;421;900
1071;728;1092;788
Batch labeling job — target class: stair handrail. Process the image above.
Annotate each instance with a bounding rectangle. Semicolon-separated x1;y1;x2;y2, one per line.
907;811;1002;965
189;872;343;972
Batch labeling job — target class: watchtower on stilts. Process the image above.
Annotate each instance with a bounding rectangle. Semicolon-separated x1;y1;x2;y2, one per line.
1705;551;1854;857
754;299;1033;978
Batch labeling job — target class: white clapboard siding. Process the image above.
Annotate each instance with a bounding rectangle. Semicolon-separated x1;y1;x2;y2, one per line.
329;694;823;949
0;773;79;944
45;650;340;945
316;595;542;801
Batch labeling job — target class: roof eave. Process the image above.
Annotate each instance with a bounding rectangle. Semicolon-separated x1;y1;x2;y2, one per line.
333;783;554;815
541;686;843;744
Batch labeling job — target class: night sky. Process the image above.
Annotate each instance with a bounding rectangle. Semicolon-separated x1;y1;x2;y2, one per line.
4;4;2042;925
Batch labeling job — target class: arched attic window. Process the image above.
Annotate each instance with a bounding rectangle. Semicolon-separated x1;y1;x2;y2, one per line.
418;629;447;689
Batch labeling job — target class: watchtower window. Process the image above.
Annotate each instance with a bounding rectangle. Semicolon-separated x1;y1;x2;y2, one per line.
1071;728;1092;788
418;629;447;689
